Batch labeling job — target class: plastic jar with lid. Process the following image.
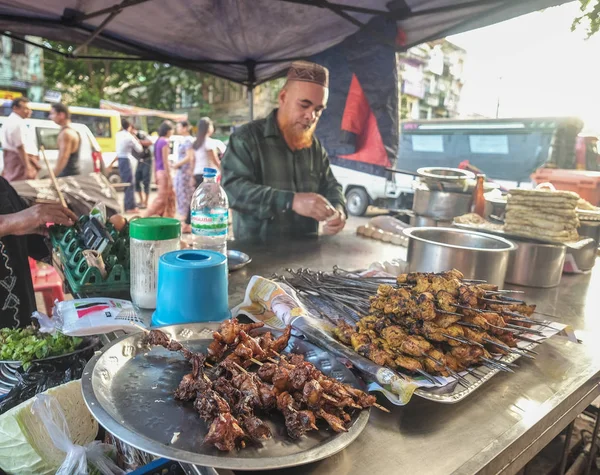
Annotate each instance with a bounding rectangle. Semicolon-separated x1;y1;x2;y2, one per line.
130;217;181;309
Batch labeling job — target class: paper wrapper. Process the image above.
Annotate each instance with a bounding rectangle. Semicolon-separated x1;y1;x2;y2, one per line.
82;250;108;279
233;276;419;405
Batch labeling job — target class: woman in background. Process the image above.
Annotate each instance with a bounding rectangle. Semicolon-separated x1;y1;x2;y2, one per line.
173;121;195;233
186;117;226;226
145;121;176;218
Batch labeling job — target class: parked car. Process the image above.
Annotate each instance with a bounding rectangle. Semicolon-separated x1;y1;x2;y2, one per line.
0;118;104;178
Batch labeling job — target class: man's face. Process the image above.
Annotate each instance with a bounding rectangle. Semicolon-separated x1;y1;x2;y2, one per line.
176;123;185;135
278;81;328;149
14;101;31;119
49;108;64;125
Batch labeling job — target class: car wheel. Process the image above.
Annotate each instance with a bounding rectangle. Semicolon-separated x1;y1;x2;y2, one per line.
346;188;369;216
107;171;122;185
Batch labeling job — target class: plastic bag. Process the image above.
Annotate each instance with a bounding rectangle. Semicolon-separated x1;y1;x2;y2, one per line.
29;394;124;475
89;202;107;225
33;298;150;336
104;432;155;472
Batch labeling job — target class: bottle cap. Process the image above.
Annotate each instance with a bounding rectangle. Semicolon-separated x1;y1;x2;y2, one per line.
204;167;217;178
130;217;181;241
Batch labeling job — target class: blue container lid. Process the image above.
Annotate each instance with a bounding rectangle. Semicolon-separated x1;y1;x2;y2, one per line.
160;249;226;268
152;249;229;326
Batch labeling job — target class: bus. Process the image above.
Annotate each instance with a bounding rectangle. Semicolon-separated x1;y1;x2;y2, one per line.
0;101;121;153
397;117;584;183
334;116;585;215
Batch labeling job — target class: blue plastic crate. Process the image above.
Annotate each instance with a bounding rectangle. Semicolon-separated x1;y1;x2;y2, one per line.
129;458;185;475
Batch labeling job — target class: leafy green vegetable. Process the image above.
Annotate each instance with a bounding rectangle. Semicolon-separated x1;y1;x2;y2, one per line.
0;327;83;368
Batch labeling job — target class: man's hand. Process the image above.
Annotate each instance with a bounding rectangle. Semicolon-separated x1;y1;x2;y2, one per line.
322;208;347;235
292;193;335;222
13;204;77;236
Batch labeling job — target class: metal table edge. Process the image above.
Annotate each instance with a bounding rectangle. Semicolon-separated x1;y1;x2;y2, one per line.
454;373;600;475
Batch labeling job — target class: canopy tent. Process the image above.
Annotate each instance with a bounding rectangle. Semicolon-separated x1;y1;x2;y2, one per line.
0;0;569;87
99;100;188;121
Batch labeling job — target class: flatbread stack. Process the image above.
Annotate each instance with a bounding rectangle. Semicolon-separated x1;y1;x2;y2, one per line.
505;189;580;242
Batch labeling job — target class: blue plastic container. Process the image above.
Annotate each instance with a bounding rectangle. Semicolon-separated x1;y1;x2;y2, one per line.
152;250;229;326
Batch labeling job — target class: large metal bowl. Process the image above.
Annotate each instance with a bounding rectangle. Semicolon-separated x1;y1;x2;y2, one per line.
403;227;516;286
505;239;566;287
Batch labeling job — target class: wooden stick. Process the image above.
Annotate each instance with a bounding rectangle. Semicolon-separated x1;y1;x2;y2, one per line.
267;357;279;364
373;403;390;413
131;322;150;333
205;362;214;368
203;374;211;383
250;358;264;366
232;362;248;374
322;393;339;403
39;146;67;208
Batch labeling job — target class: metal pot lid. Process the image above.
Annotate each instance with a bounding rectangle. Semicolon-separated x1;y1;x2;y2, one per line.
417;167;476;182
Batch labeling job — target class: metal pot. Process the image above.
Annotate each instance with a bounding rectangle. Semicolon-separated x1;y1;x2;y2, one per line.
412;187;473;220
403;227;516;286
409;214;453;228
484;197;507;221
565;221;600;272
505;240;566;288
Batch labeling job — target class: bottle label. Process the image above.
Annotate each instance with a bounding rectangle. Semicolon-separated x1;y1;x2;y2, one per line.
191;208;228;237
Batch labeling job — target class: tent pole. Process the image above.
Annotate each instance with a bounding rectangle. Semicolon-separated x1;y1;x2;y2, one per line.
72;9;121;56
246;60;257;121
249;87;255;121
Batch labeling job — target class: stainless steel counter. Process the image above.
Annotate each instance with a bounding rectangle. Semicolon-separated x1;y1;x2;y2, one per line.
219;230;600;475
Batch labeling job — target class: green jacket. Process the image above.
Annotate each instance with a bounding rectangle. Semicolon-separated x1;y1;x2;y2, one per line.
221;109;346;242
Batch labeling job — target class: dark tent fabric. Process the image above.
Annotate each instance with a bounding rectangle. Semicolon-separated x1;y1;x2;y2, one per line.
0;0;568;86
310;17;399;177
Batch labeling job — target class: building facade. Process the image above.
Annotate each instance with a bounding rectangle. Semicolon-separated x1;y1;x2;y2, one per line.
398;40;466;121
0;36;44;102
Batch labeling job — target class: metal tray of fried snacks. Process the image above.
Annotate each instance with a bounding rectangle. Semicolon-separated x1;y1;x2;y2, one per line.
286;276;562;405
412;335;543;403
81;323;370;471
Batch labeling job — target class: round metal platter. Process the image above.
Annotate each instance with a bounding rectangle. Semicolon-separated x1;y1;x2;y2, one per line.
81;323;370;471
227;250;252;272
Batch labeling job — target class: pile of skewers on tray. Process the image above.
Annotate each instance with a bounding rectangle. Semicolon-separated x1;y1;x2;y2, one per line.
141;318;381;452
276;268;556;389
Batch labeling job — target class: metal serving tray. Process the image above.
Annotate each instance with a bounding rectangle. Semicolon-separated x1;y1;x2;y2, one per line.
81;323;370;471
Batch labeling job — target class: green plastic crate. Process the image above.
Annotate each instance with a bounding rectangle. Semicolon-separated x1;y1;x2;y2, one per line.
49;216;131;295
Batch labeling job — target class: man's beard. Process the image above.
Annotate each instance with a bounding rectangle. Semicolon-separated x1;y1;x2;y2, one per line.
279;116;316;150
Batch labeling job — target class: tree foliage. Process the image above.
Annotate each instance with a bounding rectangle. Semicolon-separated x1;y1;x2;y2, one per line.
42;40;210;112
572;0;600;38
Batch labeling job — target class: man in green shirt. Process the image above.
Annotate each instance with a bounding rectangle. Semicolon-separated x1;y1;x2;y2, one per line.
221;61;347;242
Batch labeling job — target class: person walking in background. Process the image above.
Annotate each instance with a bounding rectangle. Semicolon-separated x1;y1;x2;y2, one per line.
185;117;226;225
145;121;176;218
49;103;81;177
1;97;37;182
132;127;153;209
172;121;195;233
116;118;143;213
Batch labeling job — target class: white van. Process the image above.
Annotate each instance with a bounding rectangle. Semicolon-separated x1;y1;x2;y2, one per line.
0;118;105;178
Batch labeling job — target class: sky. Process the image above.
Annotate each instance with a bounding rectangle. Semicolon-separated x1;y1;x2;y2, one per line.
448;1;600;134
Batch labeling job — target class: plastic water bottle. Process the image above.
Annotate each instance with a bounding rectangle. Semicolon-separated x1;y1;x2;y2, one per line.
190;167;229;255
